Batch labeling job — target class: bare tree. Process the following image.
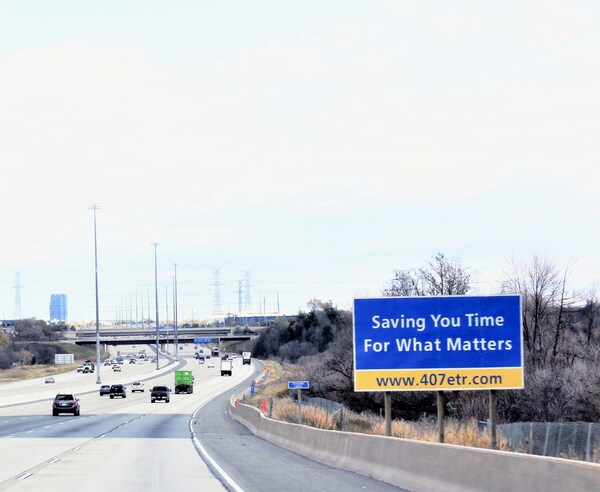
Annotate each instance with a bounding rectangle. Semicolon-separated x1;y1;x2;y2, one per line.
383;270;423;296
502;256;561;355
383;252;471;297
420;252;471;295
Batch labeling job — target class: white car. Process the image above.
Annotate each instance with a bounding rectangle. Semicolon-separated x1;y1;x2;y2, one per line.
131;382;144;393
207;362;215;368
45;376;55;384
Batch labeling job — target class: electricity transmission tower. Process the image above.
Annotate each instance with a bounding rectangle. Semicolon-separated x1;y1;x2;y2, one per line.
244;271;252;311
13;271;23;319
211;268;223;314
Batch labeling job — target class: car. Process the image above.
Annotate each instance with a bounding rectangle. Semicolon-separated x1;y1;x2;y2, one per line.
76;366;85;373
131;382;144;393
207;362;215;368
52;393;80;416
198;359;204;364
83;366;93;373
109;384;126;399
113;365;122;372
150;385;170;403
129;359;136;364
99;385;111;396
104;360;112;366
45;376;55;384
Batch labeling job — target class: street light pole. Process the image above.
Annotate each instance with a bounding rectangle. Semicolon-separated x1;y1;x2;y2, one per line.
152;242;160;370
173;263;179;360
90;204;101;385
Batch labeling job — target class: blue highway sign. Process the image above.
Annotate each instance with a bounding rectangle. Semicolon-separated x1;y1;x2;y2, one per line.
288;381;310;390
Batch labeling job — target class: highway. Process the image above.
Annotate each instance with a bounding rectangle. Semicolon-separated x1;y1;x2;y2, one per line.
0;345;400;491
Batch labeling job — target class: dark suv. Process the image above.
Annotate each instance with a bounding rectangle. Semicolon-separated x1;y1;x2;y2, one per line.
150;386;170;403
109;384;127;399
52;394;80;416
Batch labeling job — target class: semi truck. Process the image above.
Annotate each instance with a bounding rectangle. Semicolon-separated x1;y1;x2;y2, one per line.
174;370;194;394
220;358;233;376
242;352;251;365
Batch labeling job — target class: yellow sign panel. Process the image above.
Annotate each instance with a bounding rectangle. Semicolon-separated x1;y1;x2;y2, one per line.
355;367;523;392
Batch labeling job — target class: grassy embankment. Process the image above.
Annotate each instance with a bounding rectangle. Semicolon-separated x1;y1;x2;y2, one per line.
246;361;509;451
0;343;108;382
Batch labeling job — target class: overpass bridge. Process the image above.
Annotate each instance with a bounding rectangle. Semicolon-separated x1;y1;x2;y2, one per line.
75;326;254;347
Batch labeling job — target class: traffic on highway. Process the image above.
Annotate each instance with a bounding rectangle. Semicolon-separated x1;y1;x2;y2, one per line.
0;344;398;491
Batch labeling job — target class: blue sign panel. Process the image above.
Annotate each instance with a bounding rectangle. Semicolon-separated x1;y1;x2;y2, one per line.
353;295;523;391
194;337;212;343
288;381;310;390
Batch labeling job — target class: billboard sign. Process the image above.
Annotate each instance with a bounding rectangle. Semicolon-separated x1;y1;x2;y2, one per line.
353;295;523;392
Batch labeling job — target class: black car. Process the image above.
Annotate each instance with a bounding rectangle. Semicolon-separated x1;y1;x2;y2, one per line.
99;385;111;396
52;393;80;416
109;384;127;399
150;386;170;403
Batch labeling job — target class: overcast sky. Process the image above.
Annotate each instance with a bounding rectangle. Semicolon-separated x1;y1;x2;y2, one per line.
1;1;598;322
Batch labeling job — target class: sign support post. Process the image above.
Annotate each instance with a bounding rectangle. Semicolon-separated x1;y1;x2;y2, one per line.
384;391;392;436
489;389;498;449
437;391;445;443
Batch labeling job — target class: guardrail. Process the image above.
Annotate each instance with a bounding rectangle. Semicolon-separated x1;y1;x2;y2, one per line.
229;400;600;492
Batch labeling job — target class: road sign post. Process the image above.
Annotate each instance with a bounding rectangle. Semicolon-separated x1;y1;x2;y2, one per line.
288;381;309;424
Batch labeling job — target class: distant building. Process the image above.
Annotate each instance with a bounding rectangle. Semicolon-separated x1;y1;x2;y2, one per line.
49;294;67;321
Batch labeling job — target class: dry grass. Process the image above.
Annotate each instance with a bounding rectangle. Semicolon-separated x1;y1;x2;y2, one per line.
247;360;510;451
0;345;108;382
0;363;78;382
252;395;509;450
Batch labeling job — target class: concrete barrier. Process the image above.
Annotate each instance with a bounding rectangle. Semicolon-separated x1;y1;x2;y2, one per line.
229;400;600;491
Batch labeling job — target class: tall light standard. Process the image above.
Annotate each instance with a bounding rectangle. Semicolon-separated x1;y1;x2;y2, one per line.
89;204;101;384
152;242;160;370
173;263;179;360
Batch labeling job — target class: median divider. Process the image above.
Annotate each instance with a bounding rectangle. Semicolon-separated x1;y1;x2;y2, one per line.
228;399;600;492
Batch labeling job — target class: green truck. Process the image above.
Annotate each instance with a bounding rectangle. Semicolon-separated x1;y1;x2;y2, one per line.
174;370;194;394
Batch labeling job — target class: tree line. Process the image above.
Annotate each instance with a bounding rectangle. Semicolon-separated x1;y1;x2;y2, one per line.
253;253;600;423
0;319;70;369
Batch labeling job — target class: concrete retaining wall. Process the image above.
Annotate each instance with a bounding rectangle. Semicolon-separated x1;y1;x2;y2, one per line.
229;400;600;492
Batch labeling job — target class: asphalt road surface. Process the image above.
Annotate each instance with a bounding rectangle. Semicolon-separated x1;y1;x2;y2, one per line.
0;345;405;491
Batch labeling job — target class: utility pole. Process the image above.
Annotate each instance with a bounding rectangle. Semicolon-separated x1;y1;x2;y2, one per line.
152;243;160;370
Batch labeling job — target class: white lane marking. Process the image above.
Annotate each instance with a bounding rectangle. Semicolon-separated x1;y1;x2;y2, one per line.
16;472;32;480
190;402;244;492
49;458;61;464
2;420;8;423
73;446;81;451
26;431;33;434
5;435;14;438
